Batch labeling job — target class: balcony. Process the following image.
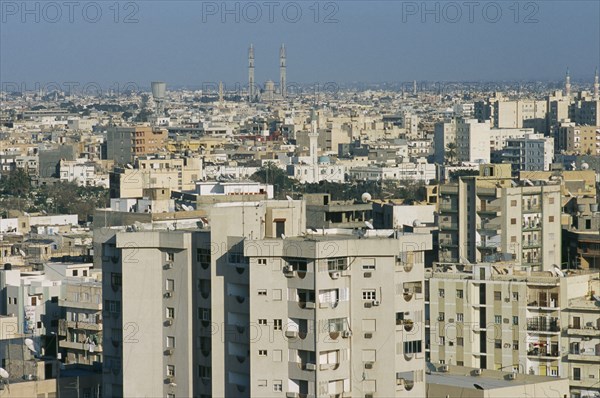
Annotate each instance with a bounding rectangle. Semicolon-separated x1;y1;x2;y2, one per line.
522;221;541;231
527;318;560;334
440;222;459;231
65;320;102;331
527;350;560;359
61;299;102;311
439;203;457;213
59;341;103;352
566;327;599;336
478;205;501;215
523;205;541;214
567;352;600;362
523;240;541;249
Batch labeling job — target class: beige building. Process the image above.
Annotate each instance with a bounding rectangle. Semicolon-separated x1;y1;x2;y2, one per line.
556;123;600;155
438;164;562;271
106;126;168;165
98;198;433;397
109;154;202;198
426;262;599;398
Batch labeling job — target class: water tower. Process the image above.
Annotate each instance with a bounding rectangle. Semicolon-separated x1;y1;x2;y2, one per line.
151;81;166;116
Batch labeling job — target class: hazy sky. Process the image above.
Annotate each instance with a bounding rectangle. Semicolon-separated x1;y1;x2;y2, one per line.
1;1;599;89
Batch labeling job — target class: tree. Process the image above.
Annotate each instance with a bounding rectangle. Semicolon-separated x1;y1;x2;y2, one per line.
0;169;31;197
445;142;458;165
250;163;297;199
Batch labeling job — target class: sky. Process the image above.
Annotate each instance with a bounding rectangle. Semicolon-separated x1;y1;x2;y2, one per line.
1;1;599;89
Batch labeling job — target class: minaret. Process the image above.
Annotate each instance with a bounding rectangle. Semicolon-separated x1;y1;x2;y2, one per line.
308;108;319;182
413;80;417;96
594;67;599;100
565;67;571;97
279;44;287;98
248;44;255;102
218;81;224;106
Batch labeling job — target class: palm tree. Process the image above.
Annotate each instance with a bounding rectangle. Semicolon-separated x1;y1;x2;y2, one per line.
445;142;458;165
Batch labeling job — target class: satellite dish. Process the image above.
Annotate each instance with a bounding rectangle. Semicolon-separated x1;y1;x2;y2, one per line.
364;221;374;230
473;383;484;390
361;192;372;203
412;219;422;227
581;162;589;170
286;195;293;201
126;164;133;169
0;367;9;378
280;234;286;240
24;338;37;353
553;265;565;277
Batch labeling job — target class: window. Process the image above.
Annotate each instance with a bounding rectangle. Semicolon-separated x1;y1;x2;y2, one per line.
198;308;210;321
404;340;422;354
512;292;519;301
457;337;464;346
167;308;175;319
362;290;376;300
573;367;581;381
438;312;445;321
258;319;267;326
549;197;554;204
511;218;516;225
166;252;174;262
167;365;175;377
494;315;502;324
494;339;502;349
166;279;175;291
513;316;519;325
439;337;445;345
258;258;267;265
511;200;517;206
167;336;175;348
258;289;267;296
111;273;122;287
273;319;282;331
494;291;501;301
511;236;517;242
258;380;267;387
258;350;267;356
513;340;519;350
362;258;376;270
456;289;463;299
73;270;78;276
457;313;464;322
438;289;445;298
273;380;283;392
549;216;554;222
199;365;211;379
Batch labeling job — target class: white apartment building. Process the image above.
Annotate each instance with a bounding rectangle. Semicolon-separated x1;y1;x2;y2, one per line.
59;158;108;187
98;200;432;397
426;262;600;398
438;164;562;270
349;161;436;184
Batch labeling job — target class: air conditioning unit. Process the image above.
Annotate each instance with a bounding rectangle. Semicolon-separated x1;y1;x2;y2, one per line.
372;300;380;306
284;265;294;273
504;298;510;303
448;318;454;323
164;349;174;356
164;319;173;326
164;292;172;298
164;263;173;270
364;272;372;278
474;368;483;376
305;363;317;371
286;393;299;398
403;288;410;294
364;333;373;339
438;316;444;321
330;272;340;279
342;330;352;338
508;373;517;380
285;330;298;338
365;394;373;398
583;336;591;341
304;302;316;309
165;376;175;384
440;364;449;372
364;362;373;369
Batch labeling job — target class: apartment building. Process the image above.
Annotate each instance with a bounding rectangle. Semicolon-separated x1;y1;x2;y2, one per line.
501;133;554;174
244;231;432;397
106;126;168;165
425;262;599;398
556;123;600;156
109;154;202;198
438;164;562;271
455;119;492;164
99;199;305;398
